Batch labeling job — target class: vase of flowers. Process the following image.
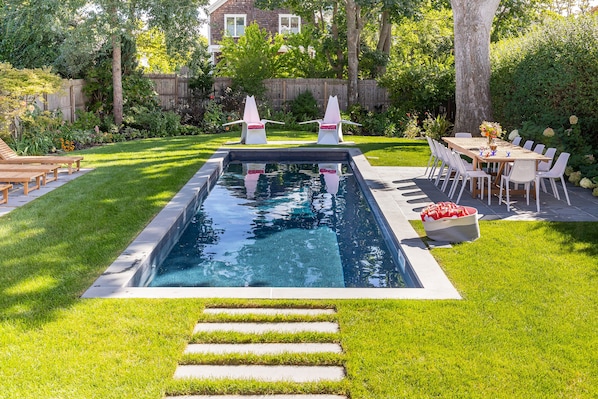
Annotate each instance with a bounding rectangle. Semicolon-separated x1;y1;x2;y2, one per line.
479;121;502;145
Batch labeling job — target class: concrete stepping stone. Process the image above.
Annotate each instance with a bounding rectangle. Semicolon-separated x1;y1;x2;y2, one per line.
193;322;339;334
184;343;342;355
173;365;345;382
167;395;347;399
204;308;336;316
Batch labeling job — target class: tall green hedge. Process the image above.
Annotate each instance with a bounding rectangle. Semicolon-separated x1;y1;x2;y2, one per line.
490;15;598;148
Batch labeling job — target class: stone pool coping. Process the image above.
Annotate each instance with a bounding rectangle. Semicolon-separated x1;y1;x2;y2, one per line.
82;147;461;300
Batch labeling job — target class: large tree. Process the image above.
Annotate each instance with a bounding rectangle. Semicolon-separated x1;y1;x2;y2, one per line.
450;0;501;135
81;0;207;125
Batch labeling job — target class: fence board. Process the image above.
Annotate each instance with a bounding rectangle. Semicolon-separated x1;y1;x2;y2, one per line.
30;76;390;124
148;75;389;112
35;79;86;123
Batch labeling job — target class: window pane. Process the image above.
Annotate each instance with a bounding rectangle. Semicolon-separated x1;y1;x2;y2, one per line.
236;18;245;36
226;17;235;36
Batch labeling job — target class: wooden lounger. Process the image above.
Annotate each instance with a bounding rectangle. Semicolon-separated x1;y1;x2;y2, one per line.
0;164;60;183
0;171;45;195
0;138;83;174
0;183;11;204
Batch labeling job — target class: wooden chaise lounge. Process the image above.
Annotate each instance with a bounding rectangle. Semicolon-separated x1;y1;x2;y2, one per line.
0;183;11;204
0;138;83;174
0;171;45;195
0;164;61;183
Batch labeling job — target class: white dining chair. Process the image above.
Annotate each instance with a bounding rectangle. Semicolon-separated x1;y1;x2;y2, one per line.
499;159;540;212
537;147;557;172
433;141;451;186
512;137;522;146
437;145;458;192
536;152;571;205
449;151;491;205
454;132;473;138
425;136;439;178
533;144;545;154
522;140;534;150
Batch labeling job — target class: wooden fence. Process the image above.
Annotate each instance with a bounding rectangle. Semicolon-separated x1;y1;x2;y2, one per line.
147;75;391;112
34;79;86;123
33;76;390;121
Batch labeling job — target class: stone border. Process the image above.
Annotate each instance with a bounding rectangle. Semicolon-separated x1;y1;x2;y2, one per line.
82;147;460;300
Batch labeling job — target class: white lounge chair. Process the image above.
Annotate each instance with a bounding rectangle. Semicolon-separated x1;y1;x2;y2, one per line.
223;96;284;144
299;96;361;144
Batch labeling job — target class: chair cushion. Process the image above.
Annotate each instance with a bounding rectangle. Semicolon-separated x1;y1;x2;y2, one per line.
247;123;265;129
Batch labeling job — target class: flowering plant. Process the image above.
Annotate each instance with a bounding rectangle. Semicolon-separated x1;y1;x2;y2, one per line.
479;121;502;139
420;202;474;221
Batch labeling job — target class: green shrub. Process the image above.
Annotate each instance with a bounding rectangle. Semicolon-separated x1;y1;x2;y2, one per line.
423;113;453;140
491;15;598;147
126;109;182;137
216;23;284;97
491;15;598;183
401;112;422;139
379;7;455;115
288;90;319;121
202;101;227;134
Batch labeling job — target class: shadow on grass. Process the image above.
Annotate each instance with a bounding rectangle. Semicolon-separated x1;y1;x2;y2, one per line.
536;222;598;267
0;135;226;329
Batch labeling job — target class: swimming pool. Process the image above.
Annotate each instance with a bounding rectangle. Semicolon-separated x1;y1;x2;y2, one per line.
82;147;460;299
149;161;406;288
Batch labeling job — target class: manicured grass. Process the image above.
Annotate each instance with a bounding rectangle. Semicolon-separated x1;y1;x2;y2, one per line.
0;131;596;398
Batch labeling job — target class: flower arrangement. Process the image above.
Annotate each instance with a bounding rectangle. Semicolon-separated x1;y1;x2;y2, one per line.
420;202;475;221
479;121;502;143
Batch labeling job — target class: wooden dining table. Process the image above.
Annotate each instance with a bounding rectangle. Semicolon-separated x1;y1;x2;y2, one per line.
442;137;550;196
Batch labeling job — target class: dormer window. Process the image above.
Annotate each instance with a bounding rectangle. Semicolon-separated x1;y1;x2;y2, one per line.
225;14;246;37
279;14;300;35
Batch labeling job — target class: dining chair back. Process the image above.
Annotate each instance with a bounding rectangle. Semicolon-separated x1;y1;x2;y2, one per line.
454;132;472;138
511;137;522;146
522;140;534;150
537;147;556;172
425;136;438;177
533;144;545;154
499;159;540;212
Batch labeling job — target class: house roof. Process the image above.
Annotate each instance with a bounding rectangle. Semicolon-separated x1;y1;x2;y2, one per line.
207;0;230;14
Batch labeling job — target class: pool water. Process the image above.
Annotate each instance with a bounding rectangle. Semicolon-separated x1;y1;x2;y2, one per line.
148;162;406;288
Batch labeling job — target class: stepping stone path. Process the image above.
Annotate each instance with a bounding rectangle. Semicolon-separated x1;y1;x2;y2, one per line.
167;307;347;399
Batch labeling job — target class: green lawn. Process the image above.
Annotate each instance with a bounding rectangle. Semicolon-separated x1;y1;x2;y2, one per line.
0;131;596;398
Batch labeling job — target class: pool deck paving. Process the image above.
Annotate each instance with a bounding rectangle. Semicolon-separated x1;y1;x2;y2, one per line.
372;166;598;222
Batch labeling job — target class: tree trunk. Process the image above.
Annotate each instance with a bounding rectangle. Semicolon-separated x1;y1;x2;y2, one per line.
111;34;123;126
376;10;392;76
346;0;360;107
451;0;500;135
330;3;344;79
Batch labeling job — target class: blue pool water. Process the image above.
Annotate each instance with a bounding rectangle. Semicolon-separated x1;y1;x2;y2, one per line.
148;162;406;288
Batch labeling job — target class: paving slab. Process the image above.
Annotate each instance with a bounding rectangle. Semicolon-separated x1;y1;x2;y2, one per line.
203;308;336;316
168;396;346;399
193;322;339;334
167;395;346;399
184;343;342;355
173;365;345;382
